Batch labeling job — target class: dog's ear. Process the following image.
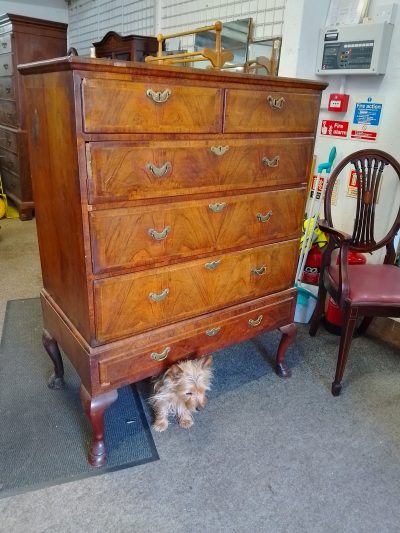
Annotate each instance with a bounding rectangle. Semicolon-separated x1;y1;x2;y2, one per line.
165;363;184;379
200;355;213;368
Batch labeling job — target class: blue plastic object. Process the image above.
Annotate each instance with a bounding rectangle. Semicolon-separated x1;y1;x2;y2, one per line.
317;146;337;173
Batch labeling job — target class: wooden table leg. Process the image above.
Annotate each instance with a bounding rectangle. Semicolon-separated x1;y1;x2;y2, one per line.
275;322;297;378
80;384;118;467
42;329;65;389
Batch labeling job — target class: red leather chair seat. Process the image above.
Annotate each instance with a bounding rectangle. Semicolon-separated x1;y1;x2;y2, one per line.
328;264;400;305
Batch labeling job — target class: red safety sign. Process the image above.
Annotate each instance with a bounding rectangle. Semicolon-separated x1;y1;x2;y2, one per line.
320;119;349;138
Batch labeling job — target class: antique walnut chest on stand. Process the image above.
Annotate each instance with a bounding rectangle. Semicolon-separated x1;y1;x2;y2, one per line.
0;14;67;220
20;56;326;466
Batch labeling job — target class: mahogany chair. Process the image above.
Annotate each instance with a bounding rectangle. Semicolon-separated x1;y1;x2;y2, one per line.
309;149;400;396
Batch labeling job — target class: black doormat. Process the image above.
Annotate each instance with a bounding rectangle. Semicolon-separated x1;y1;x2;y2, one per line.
0;298;159;499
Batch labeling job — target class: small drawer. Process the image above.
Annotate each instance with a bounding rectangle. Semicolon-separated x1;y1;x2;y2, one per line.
0;76;14;99
94;239;298;343
0;53;13;76
0;33;11;53
0;99;17;126
81;78;223;133
87;137;313;202
89;188;306;273
0;127;17;152
224;89;321;133
98;291;295;386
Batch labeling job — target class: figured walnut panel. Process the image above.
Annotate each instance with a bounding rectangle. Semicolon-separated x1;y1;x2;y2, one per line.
82;78;223;134
94;239;298;342
224;90;321;133
87;137;313;202
90;188;305;273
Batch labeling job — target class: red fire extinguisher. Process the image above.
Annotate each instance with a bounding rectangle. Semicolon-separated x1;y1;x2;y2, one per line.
324;251;366;335
302;245;322;284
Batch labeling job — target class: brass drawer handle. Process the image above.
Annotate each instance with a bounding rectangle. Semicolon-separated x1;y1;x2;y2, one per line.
3;63;9;70
248;315;263;327
146;88;171;103
148;226;171;241
211;145;229;156
149;288;169;302
204;259;221;270
2;42;7;48
5;87;11;94
267;95;285;110
256;210;273;223
205;327;221;336
150;346;171;361
208;202;226;213
146;161;171;177
251;265;267;276
262;156;279;168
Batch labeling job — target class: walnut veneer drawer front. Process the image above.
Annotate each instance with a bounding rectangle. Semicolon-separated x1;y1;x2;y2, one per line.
98;293;295;386
90;188;305;273
94;239;298;343
224;90;321;133
82;78;222;133
87;138;313;202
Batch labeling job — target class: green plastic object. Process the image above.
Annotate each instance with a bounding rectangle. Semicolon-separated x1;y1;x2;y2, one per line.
317;146;337;174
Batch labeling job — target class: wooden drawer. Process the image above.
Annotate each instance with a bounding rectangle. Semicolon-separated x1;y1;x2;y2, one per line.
0;76;14;99
87;137;313;202
0;53;12;76
0;98;17;126
98;291;295;386
0;32;11;54
0;126;17;152
90;188;305;273
0;146;19;172
94;239;298;342
224;89;321;133
81;78;223;134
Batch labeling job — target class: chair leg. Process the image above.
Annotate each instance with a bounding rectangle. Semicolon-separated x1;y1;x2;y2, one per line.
332;306;358;396
309;284;327;337
357;316;373;336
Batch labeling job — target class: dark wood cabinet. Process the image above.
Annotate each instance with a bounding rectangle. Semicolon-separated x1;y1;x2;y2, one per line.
93;31;159;62
0;14;67;220
20;56;326;465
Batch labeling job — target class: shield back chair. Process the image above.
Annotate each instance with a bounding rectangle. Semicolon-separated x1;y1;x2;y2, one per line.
309;149;400;396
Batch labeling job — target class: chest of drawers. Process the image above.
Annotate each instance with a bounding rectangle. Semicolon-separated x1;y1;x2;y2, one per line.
20;57;326;466
0;14;67;220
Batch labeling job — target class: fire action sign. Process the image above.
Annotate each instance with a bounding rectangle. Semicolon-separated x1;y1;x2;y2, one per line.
351;98;383;142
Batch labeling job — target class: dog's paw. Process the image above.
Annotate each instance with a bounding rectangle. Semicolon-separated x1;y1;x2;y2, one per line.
179;417;194;429
152;419;168;432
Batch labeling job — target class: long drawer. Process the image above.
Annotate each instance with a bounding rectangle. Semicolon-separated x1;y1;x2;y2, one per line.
90;188;305;273
94;239;298;342
0;145;19;173
87;137;313;203
0;76;14;99
0;52;12;76
0;126;17;152
81;78;223;133
224;89;321;133
97;290;296;386
0;32;11;53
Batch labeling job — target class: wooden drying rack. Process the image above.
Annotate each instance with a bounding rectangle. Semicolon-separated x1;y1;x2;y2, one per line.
145;21;234;70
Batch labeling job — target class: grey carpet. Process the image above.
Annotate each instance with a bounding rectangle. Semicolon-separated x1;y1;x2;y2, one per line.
0;298;158;499
1;297;400;532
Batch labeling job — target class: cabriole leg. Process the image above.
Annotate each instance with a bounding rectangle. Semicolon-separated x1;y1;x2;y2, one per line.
80;384;118;467
42;329;65;389
275;322;297;378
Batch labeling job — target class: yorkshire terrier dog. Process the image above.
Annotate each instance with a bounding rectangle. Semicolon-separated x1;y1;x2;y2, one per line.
150;355;213;432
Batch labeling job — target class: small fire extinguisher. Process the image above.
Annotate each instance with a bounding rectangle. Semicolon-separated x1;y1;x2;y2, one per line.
324;251;366;335
302;245;322;285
